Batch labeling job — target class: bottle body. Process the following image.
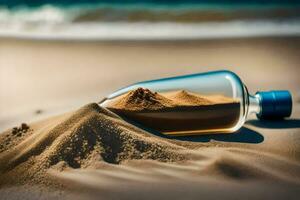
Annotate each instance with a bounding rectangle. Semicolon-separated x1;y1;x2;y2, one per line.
100;70;291;136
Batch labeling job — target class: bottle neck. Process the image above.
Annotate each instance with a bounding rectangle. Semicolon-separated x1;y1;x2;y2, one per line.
244;86;292;120
248;94;262;116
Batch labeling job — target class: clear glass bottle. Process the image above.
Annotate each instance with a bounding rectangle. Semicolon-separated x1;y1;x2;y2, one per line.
100;70;292;136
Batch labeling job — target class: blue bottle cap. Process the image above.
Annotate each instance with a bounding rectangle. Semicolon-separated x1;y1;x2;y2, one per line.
256;90;292;119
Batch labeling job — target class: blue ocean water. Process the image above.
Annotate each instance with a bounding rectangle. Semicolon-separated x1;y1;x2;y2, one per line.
0;0;300;39
1;0;300;8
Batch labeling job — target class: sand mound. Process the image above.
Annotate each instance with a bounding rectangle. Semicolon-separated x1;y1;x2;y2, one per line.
164;90;238;105
0;103;187;186
107;88;239;112
109;88;175;111
164;90;214;105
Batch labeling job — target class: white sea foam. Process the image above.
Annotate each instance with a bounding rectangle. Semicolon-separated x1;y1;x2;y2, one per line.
0;5;68;25
0;20;300;40
0;5;300;40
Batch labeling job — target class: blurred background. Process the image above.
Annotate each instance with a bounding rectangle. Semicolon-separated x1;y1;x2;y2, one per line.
0;0;300;39
0;0;300;131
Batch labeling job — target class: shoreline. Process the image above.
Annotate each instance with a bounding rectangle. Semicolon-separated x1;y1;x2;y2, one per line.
1;18;300;42
1;31;300;42
1;35;300;47
1;34;300;43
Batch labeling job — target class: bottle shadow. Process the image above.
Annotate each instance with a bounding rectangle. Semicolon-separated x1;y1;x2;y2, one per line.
246;119;300;129
164;127;264;144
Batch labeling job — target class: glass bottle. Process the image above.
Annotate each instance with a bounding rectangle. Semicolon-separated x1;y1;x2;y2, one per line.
100;70;292;136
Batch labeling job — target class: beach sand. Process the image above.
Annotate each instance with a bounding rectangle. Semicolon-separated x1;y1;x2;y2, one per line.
0;37;300;199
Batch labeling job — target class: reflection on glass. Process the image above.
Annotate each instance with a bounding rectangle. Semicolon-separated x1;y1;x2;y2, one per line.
100;70;292;136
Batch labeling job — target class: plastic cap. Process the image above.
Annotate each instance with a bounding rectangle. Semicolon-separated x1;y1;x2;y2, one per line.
256;90;292;119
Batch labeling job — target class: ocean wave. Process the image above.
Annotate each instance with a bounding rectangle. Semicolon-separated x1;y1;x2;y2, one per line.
1;0;300;9
0;5;68;24
0;3;300;24
0;4;300;40
0;20;300;40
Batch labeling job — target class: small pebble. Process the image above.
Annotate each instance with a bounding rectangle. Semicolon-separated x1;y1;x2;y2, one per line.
21;123;29;130
12;127;18;135
35;109;43;114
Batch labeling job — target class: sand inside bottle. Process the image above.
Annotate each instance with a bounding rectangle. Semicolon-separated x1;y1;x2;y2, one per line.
105;88;241;136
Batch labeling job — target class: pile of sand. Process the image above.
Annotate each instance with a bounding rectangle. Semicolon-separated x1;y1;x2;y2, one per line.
106;88;239;111
108;87;175;111
105;88;241;135
0;88;241;187
3;89;234;187
165;90;238;105
0;103;189;187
